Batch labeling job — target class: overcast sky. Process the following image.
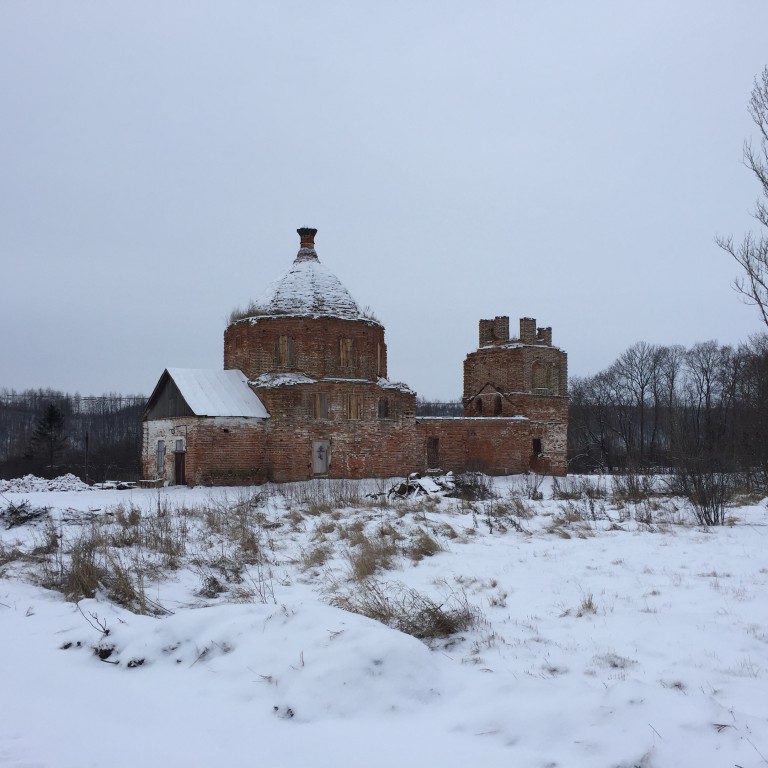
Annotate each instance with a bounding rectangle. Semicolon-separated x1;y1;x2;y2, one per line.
2;1;767;400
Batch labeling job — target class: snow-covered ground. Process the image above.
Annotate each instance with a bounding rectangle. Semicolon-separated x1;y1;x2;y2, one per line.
1;476;767;768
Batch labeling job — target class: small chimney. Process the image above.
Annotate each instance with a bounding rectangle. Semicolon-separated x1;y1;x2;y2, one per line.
297;227;317;249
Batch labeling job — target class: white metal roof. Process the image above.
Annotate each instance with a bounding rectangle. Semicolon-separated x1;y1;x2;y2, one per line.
166;368;270;418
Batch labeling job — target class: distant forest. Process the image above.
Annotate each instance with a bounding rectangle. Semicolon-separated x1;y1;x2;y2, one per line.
0;390;147;482
567;336;768;486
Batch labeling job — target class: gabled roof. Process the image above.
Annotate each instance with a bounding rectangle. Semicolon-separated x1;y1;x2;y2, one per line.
147;368;270;418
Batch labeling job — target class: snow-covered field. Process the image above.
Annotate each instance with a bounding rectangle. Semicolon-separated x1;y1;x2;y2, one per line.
1;475;767;768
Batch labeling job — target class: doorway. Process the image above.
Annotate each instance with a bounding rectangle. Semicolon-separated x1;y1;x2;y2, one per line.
174;451;186;485
312;440;331;476
426;437;440;469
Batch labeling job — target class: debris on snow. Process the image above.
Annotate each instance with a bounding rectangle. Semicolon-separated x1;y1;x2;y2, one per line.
0;499;51;529
388;472;456;498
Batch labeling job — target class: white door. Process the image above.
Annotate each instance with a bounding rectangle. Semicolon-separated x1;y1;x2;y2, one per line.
312;441;330;476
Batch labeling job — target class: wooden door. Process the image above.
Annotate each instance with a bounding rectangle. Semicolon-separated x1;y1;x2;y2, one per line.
174;451;186;485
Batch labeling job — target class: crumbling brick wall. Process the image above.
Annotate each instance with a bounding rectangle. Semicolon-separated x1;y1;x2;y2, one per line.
415;417;567;476
224;316;387;382
143;417;269;486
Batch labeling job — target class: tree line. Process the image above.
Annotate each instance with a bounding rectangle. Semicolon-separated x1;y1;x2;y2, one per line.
0;389;147;481
567;336;768;485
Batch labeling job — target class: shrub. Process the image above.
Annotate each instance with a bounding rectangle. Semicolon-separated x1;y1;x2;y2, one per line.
610;471;656;502
669;466;739;526
330;579;478;639
448;472;496;501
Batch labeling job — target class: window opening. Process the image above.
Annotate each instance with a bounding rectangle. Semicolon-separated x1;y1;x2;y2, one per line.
277;336;295;367
156;440;166;475
340;338;353;368
347;393;363;419
313;393;329;419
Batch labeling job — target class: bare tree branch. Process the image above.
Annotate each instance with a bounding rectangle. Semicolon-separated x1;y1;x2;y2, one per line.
718;66;768;328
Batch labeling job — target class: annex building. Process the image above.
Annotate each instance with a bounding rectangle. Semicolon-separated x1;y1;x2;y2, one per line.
142;228;568;485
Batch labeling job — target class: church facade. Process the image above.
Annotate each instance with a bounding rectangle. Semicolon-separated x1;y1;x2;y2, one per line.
142;228;568;484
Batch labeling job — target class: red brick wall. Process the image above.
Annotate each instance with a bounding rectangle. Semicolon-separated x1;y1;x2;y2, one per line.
143;417;269;486
415;417;567;476
144;310;570;484
224;316;387;381
143;411;566;484
463;345;568;401
466;389;568;421
253;381;419;481
255;380;415;422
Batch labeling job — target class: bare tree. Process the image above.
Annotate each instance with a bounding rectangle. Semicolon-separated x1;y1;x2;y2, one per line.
717;66;768;327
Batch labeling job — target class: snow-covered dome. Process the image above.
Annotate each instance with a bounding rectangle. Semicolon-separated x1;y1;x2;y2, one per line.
251;228;374;322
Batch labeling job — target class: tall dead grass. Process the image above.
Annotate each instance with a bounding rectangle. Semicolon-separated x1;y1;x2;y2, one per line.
330;578;478;640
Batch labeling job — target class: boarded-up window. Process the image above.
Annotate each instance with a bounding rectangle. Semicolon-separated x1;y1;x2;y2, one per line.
313;392;329;419
156;440;166;475
277;336;295;367
347;393;363;419
340;338;353;368
532;360;548;394
426;437;440;468
377;398;389;419
174;439;184;452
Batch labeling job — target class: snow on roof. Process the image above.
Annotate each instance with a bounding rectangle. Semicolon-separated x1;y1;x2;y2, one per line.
245;246;380;324
378;377;415;395
166;368;270;418
250;372;318;388
479;342;564;352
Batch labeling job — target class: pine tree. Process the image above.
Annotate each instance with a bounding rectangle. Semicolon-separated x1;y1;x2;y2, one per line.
29;403;67;476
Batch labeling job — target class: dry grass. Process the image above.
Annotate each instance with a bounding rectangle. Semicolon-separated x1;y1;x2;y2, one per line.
552;476;607;501
610;472;656;503
405;528;442;561
330;578;478;639
577;593;597;616
346;533;398;580
301;544;331;570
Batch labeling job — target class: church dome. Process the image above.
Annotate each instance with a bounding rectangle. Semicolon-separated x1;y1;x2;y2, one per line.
250;228;375;323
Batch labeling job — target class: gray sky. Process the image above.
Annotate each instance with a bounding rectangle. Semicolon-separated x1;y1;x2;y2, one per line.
2;1;767;400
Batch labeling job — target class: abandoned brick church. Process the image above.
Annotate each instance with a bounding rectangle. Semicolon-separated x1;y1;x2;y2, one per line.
142;228;568;485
